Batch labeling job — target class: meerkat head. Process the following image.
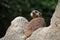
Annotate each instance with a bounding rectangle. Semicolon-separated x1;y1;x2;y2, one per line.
30;10;42;18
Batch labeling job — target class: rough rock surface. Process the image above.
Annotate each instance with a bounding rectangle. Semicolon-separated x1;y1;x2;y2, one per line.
26;0;60;40
3;16;28;40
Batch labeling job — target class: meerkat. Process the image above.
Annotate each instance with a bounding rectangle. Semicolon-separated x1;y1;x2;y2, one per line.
23;10;46;40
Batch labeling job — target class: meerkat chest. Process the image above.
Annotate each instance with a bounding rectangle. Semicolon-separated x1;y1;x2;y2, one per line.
27;17;45;30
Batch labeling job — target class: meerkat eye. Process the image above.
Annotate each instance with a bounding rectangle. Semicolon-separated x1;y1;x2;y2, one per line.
35;10;38;13
33;12;35;14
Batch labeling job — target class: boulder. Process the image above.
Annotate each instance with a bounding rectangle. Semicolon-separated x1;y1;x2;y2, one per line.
3;16;28;40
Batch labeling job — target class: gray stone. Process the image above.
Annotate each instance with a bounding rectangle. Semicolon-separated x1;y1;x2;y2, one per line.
3;16;28;40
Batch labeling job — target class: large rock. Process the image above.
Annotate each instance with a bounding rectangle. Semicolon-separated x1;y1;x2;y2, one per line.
3;16;28;40
26;0;60;40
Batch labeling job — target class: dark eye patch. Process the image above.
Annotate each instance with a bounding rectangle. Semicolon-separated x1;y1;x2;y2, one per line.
35;10;38;13
33;10;38;15
33;12;35;14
